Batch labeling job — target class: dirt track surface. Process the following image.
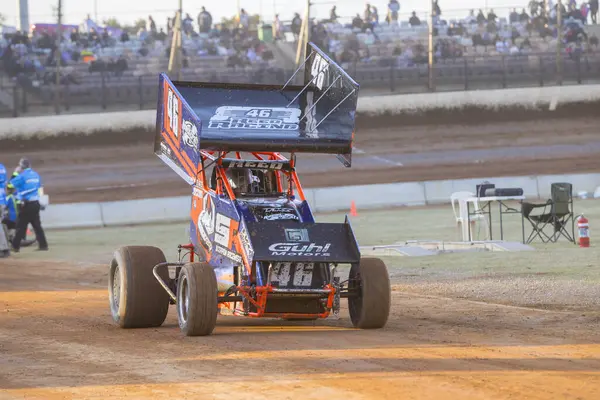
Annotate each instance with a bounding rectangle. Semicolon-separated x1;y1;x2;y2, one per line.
1;118;599;203
1;260;599;399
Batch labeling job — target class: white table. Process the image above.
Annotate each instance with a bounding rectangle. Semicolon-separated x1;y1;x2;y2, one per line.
464;195;526;242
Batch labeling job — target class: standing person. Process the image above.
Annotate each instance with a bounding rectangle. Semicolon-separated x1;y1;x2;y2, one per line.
0;162;6;222
9;158;48;252
591;0;599;24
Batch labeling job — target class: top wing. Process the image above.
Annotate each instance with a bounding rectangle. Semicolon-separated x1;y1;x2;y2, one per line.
154;43;360;183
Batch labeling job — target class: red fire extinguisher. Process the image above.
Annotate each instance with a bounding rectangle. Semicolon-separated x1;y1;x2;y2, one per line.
577;215;590;248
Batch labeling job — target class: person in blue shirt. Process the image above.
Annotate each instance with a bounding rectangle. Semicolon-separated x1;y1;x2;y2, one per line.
3;184;19;230
0;163;6;208
9;158;48;252
0;163;9;256
0;163;6;186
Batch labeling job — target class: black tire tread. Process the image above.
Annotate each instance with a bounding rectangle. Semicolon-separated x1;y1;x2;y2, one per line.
178;262;218;336
112;245;170;328
348;257;391;329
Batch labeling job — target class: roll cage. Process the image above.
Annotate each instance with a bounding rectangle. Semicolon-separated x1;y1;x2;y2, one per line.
198;150;307;203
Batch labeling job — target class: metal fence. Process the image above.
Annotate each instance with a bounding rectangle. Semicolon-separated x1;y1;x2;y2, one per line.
2;51;600;118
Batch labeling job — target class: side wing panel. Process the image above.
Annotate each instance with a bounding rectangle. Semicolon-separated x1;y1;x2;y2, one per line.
155;74;202;185
189;186;254;288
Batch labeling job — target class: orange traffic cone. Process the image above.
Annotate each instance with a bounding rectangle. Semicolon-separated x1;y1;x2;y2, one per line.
350;201;358;216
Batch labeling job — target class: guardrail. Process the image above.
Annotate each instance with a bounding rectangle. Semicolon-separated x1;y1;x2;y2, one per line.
2;51;600;117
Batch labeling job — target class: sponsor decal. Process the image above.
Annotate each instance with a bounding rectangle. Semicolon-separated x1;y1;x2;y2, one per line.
262;207;299;221
310;53;330;90
238;224;254;261
182;120;199;151
264;213;298;221
227;160;285;170
208;106;301;131
160;142;172;157
269;242;331;257
197;194;215;249
215;244;243;264
165;86;180;138
285;228;309;242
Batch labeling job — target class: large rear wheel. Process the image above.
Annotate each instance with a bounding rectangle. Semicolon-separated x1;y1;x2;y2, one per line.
348;257;391;329
109;246;170;328
177;262;218;336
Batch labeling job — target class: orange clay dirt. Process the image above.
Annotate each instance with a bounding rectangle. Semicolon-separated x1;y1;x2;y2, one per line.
0;259;599;399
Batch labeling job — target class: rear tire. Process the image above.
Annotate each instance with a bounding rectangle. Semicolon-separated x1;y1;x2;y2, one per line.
109;246;170;328
348;257;391;329
177;262;218;336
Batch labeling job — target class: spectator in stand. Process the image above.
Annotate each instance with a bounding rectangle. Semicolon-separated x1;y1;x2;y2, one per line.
580;2;589;23
477;9;486;23
273;14;283;40
465;9;477;24
198;7;213;34
409;12;421;26
238;9;249;31
291;13;302;41
529;0;540;17
149;16;157;35
487;9;497;22
183;13;194;35
433;1;441;23
388;0;400;23
510;8;519;23
352;14;364;30
520;8;530;22
330;6;338;23
70;28;80;44
364;4;372;25
371;6;379;25
591;0;599;24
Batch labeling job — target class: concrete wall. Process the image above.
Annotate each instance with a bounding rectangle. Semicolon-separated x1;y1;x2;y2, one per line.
40;172;600;229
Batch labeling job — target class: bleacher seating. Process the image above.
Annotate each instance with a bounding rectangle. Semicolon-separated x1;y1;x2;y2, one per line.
1;4;599;115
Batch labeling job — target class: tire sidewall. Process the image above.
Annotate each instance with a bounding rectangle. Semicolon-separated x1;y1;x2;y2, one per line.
176;262;218;336
177;267;192;334
109;249;129;327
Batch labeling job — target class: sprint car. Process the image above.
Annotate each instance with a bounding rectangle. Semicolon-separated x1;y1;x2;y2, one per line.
108;43;391;336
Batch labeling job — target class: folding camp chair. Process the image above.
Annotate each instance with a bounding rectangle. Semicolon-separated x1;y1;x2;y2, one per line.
522;182;575;244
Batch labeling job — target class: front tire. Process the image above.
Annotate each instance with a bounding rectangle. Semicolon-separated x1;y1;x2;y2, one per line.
109;246;170;328
348;257;391;329
177;262;218;336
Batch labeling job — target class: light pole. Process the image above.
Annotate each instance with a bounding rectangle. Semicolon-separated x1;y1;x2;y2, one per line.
428;1;435;91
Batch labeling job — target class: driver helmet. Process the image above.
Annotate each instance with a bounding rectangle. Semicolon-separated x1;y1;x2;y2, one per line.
226;168;277;196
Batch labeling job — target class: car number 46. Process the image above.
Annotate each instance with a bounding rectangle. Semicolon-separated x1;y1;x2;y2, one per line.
245;109;272;118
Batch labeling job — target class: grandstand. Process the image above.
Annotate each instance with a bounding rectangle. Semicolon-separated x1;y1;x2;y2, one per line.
1;1;600;117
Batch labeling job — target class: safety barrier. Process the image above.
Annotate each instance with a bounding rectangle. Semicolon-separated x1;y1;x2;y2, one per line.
40;172;600;229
